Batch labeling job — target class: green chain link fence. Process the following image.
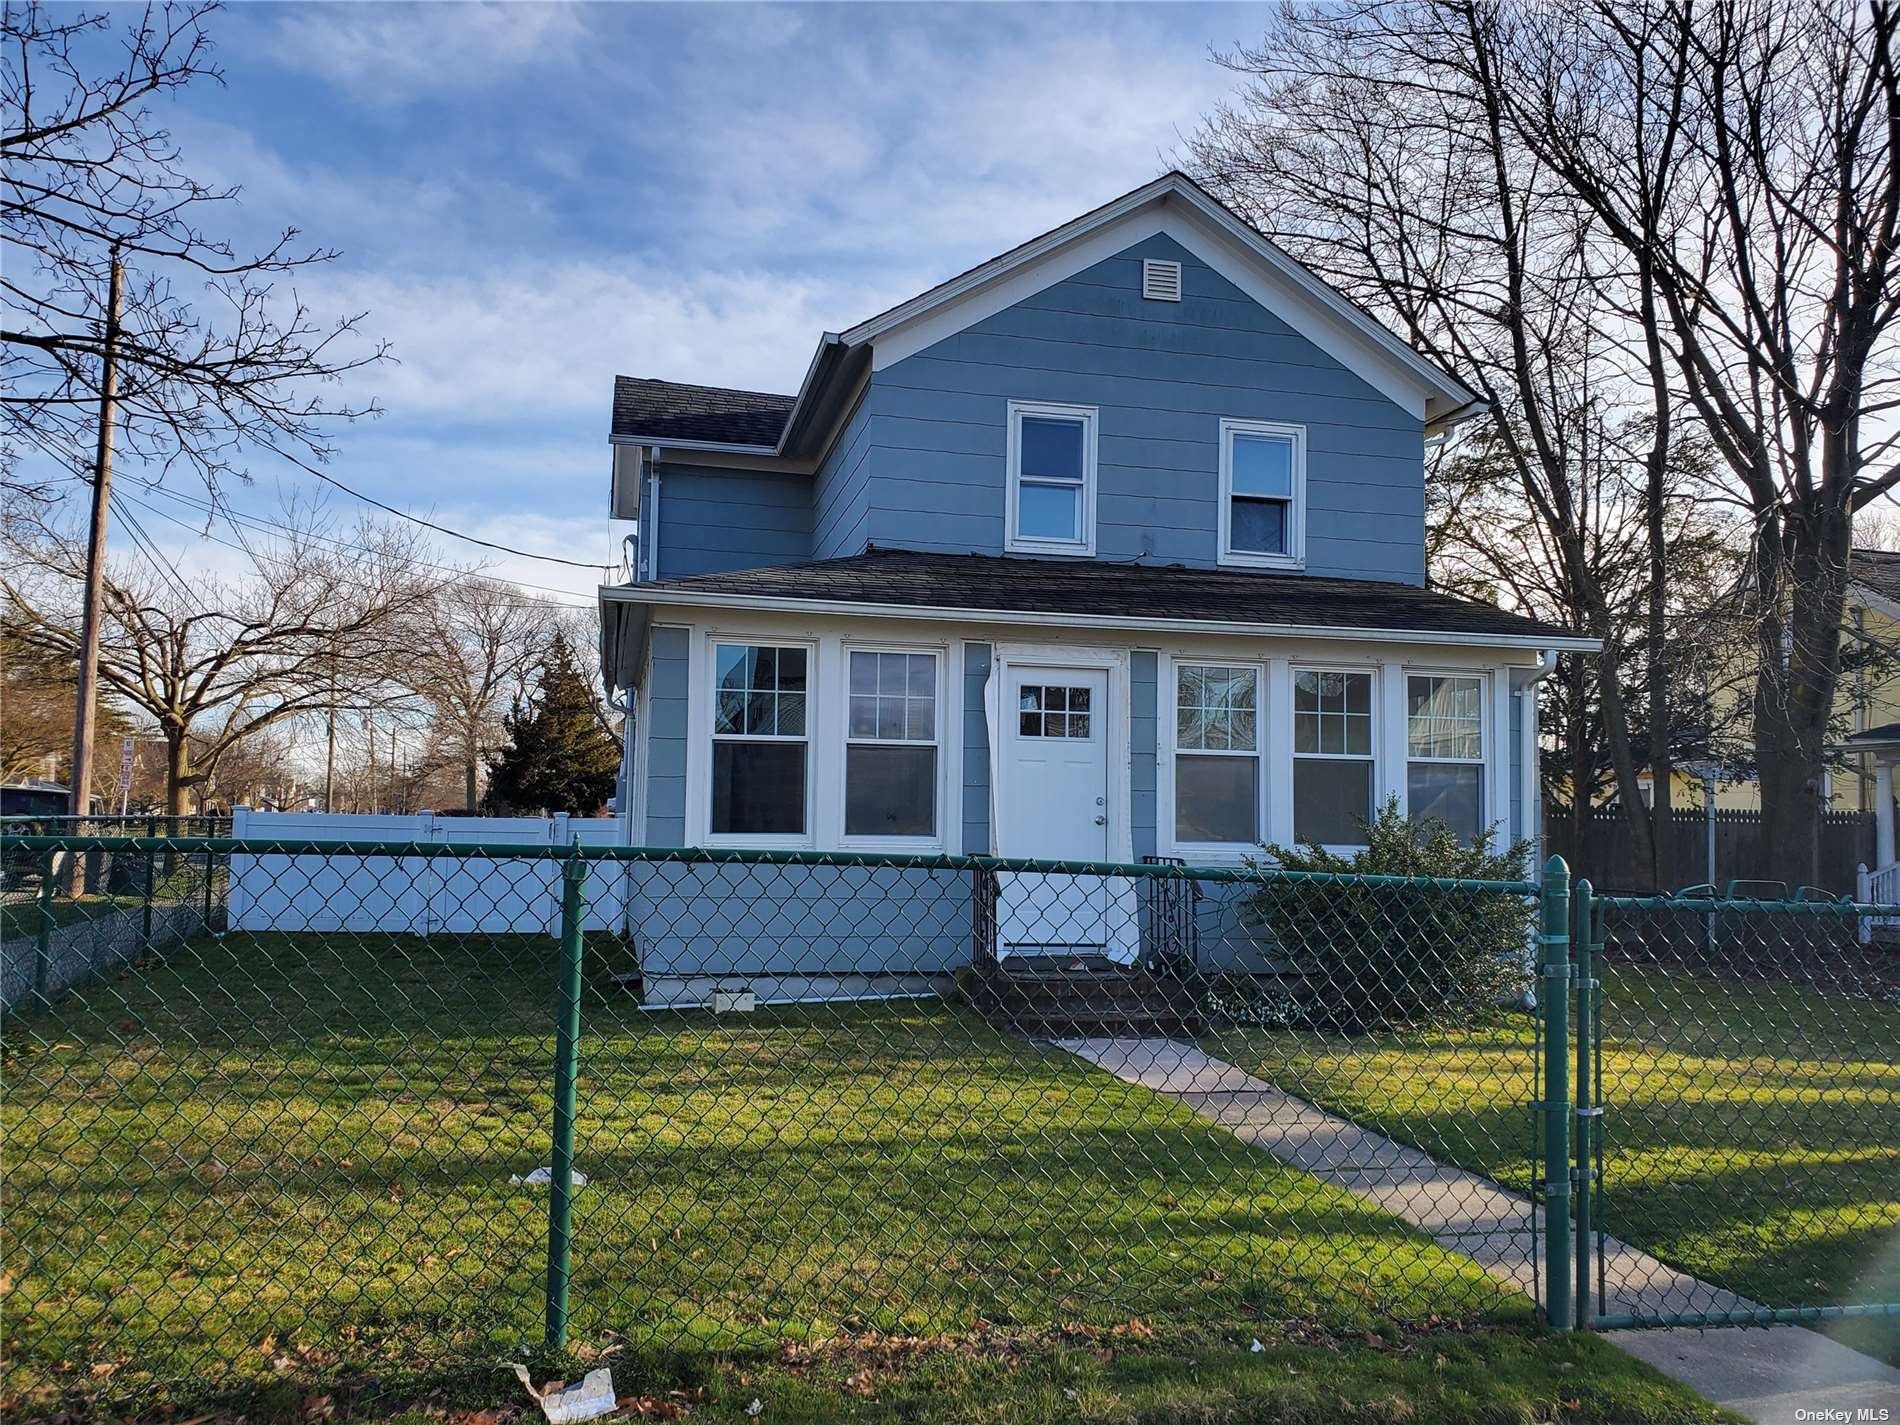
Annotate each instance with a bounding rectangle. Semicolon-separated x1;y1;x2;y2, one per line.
2;828;1894;1415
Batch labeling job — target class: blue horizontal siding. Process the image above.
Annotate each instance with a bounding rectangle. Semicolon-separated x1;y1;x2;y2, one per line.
654;464;811;579
645;626;689;847
861;232;1426;583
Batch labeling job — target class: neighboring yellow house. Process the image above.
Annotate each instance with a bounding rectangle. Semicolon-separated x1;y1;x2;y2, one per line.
1616;548;1899;829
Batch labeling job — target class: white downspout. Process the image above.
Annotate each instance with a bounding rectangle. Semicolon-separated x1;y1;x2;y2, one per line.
1517;650;1559;871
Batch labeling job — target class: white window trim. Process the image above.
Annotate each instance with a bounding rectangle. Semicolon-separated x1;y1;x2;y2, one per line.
840;641;948;852
1004;400;1098;557
695;634;819;850
1218;417;1307;570
1159;654;1269;862
1404;670;1492;842
1291;664;1379;851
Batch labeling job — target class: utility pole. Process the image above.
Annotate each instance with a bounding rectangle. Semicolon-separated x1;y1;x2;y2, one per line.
70;253;125;848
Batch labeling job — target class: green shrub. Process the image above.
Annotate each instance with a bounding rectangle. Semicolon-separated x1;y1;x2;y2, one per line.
1239;799;1533;1031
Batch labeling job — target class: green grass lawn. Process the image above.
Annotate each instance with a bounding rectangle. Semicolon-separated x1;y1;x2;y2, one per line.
4;931;1535;1416
1208;963;1900;1362
355;1326;1726;1425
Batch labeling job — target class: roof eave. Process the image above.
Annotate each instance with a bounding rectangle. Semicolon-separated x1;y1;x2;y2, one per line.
597;582;1597;654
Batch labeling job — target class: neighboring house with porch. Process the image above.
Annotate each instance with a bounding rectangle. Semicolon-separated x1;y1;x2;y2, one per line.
595;173;1592;1001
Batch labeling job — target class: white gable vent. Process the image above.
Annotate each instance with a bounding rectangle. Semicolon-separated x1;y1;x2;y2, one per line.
1142;258;1183;302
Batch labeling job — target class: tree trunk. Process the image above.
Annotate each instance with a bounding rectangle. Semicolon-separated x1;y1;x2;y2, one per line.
164;733;190;819
1754;501;1852;885
464;754;478;813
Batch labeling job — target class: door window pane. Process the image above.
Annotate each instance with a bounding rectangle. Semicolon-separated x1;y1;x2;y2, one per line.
1019;685;1093;738
712;742;806;835
845;745;936;837
1408;763;1483;843
1294;759;1374;845
1175;754;1259;844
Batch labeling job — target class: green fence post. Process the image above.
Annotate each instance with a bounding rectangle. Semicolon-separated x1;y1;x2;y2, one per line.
1572;878;1595;1329
34;847;56;1001
544;848;588;1353
1540;854;1573;1331
141;814;157;951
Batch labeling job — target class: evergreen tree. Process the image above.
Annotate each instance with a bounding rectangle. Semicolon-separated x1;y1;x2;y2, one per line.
483;631;620;815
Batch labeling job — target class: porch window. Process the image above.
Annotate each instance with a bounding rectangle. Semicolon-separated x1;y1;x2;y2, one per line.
845;649;938;838
1407;674;1484;843
1005;400;1097;555
710;643;808;836
1219;419;1305;568
1174;663;1260;845
1293;669;1374;846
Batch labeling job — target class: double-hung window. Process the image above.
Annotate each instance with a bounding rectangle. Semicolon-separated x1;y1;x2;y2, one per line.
1006;401;1097;555
1406;674;1485;843
1219;419;1304;567
1173;663;1261;847
845;649;939;840
710;643;809;837
1293;669;1375;846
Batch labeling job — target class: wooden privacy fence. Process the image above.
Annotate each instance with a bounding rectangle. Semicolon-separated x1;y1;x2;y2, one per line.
1545;806;1876;896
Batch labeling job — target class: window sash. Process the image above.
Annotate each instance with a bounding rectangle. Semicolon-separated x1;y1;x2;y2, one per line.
708;642;812;839
1406;675;1484;762
845;648;941;841
1007;401;1096;552
1219;419;1304;566
1293;669;1373;758
1172;661;1263;846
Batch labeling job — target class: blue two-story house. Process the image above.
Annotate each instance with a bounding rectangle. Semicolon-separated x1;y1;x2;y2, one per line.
598;173;1590;1002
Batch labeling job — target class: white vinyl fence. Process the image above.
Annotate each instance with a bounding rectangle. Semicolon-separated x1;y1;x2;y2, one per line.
227;809;631;935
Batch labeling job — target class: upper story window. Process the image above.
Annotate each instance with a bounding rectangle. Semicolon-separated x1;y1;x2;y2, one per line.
1407;674;1485;844
1005;400;1097;556
710;643;809;838
1219;418;1305;570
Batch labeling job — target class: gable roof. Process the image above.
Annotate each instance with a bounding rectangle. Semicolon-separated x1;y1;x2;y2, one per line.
611;377;795;447
607;172;1479;457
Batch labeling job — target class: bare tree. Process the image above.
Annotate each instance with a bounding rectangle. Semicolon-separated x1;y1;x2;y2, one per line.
2;1;387;498
1485;0;1900;878
399;578;560;813
1188;3;1695;884
1;504;434;813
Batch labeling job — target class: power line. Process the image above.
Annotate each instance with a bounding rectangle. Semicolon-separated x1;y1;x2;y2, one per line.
114;489;595;610
131;482;601;606
249;431;618;573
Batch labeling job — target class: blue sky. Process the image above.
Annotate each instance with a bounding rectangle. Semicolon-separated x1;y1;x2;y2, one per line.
81;1;1271;603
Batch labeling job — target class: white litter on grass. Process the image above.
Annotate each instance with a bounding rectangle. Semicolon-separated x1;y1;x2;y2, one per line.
511;1166;588;1189
508;1364;617;1423
1250;1339;1264;1353
745;1398;763;1417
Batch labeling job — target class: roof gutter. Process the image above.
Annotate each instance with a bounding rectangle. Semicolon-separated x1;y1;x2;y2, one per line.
596;583;1600;654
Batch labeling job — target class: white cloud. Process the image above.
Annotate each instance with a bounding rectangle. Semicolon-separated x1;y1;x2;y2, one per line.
258;2;588;99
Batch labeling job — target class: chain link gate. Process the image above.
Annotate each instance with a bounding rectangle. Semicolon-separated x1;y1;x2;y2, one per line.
4;828;1583;1416
1567;880;1900;1359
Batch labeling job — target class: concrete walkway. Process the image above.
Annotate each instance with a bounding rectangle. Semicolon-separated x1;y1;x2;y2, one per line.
1060;1036;1900;1425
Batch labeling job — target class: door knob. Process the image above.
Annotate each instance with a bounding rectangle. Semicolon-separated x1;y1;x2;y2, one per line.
1094;814;1107;826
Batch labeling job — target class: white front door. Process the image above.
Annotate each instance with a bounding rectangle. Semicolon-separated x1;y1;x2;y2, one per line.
996;664;1115;955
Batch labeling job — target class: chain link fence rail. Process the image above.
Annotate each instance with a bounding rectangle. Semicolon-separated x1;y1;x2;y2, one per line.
1573;882;1900;1361
5;830;1576;1415
1;816;228;1011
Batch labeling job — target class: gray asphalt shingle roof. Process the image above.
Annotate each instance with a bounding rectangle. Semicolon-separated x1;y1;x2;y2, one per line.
1854;548;1900;605
632;547;1583;642
611;376;794;446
